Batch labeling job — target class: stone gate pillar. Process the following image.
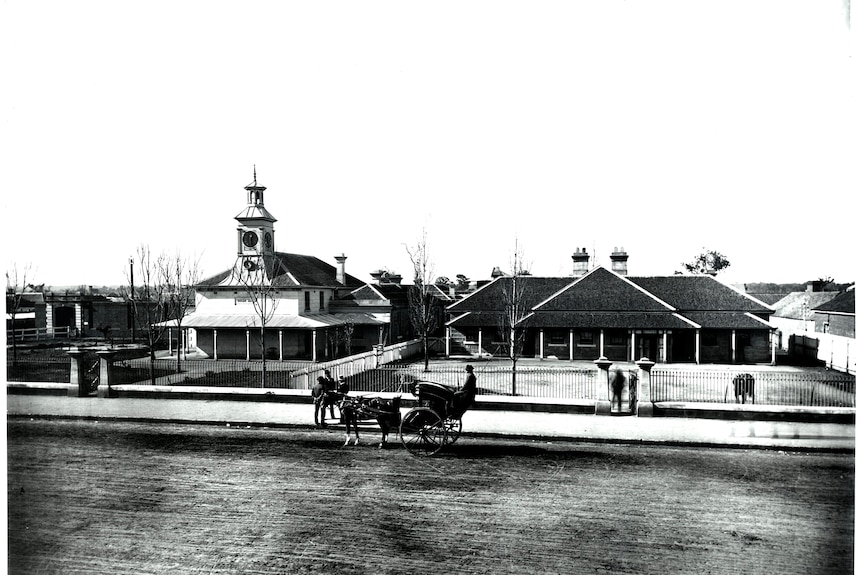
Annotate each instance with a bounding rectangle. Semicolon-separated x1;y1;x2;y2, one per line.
96;350;118;398
67;349;86;397
594;356;613;415
635;357;656;417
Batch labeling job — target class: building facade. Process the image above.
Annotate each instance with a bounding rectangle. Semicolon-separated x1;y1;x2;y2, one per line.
180;175;383;361
446;253;776;365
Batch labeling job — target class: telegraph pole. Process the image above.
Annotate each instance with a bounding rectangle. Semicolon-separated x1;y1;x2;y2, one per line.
130;256;136;344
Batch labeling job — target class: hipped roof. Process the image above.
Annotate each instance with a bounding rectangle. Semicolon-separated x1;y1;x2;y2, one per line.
446;266;775;330
197;252;364;289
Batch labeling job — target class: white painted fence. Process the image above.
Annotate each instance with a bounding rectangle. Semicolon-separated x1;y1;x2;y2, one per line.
288;339;424;389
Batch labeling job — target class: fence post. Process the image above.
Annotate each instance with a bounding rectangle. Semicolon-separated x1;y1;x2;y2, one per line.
594;356;613;415
67;349;86;397
635;357;656;417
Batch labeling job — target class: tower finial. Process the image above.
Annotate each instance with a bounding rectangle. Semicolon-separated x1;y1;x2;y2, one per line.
253;165;257;186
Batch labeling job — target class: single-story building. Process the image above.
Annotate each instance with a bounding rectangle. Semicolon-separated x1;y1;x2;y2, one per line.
446;254;776;364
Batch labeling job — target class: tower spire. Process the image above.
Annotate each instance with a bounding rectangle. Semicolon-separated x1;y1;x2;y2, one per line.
253;164;257;186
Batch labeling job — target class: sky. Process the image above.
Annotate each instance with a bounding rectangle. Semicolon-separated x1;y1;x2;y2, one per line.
1;0;856;290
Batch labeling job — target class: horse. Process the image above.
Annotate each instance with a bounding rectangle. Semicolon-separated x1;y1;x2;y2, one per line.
339;395;402;448
732;373;755;404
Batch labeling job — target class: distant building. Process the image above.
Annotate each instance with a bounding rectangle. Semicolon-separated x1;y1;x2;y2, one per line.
812;288;855;338
768;282;843;350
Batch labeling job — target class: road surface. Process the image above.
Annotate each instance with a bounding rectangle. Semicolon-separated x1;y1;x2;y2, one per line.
6;419;854;574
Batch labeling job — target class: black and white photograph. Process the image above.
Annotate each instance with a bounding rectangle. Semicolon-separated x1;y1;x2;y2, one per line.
2;1;855;573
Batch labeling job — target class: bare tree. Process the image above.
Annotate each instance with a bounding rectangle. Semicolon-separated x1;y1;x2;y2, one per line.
496;239;532;396
161;252;202;374
405;229;439;371
126;245;171;385
231;253;283;387
342;321;355;356
6;262;35;367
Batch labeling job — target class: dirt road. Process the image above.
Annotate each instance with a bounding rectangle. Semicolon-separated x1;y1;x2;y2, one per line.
6;419;854;574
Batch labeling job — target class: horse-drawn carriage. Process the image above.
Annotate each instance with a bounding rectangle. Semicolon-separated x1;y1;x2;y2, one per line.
333;380;475;457
398;381;472;456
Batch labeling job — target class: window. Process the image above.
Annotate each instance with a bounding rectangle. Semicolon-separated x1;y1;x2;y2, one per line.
319;291;325;310
549;333;566;346
578;330;595;346
609;333;626;346
304;291;310;311
702;332;718;346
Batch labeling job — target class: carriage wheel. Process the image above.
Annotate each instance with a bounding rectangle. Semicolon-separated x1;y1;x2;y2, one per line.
400;407;446;456
443;417;462;445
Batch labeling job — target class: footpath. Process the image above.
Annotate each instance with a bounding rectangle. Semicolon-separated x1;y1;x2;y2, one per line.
5;383;855;452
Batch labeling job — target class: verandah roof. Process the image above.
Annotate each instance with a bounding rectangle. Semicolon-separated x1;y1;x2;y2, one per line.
155;312;383;329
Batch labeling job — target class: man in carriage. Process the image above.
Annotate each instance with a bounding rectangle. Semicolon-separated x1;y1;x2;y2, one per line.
453;364;477;415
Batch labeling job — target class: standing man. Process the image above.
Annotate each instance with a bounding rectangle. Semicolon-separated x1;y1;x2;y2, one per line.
322;369;337;420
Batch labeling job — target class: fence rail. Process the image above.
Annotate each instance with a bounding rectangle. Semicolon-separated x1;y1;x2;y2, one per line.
7;326;72;342
652;369;856;407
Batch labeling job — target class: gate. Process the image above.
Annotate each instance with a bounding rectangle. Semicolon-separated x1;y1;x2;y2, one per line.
80;351;100;396
609;369;638;415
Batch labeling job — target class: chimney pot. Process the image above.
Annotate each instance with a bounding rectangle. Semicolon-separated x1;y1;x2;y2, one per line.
335;254;347;284
610;248;629;276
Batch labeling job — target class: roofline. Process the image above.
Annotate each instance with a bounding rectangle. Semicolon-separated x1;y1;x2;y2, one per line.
351;283;388;300
445;311;473;327
710;276;776;312
673;312;701;328
532;266;677;312
744;312;775;328
445;277;503;311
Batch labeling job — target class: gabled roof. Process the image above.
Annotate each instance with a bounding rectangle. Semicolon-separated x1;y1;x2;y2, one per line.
771;291;839;319
533;267;672;312
812;290;855;314
197;252;364;289
628;275;773;312
447;276;573;313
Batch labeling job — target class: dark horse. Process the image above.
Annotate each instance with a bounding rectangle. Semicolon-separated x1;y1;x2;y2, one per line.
732;373;755;404
339;396;402;448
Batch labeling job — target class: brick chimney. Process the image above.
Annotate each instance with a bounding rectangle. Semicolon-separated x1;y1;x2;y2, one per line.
335;253;347;284
610;247;628;276
572;248;590;277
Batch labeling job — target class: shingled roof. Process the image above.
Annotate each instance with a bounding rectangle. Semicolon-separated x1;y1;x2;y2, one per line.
447;277;573;313
533;268;671;312
447;266;778;331
628;276;773;312
812;290;855;314
197;252;364;289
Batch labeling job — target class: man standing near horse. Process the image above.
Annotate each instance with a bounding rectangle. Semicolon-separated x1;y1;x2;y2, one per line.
322;369;337;420
312;376;327;427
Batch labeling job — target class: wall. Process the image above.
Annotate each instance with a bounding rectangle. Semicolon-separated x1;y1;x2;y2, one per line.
814;312;855;338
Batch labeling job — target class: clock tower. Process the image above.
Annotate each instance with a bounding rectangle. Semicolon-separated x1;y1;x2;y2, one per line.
235;167;276;273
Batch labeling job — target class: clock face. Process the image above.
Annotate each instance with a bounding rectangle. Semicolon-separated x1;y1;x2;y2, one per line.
242;231;258;248
264;232;272;248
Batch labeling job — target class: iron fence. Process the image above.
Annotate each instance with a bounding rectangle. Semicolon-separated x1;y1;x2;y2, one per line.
6;356;71;383
112;358;313;388
335;365;597;398
652;369;856;407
